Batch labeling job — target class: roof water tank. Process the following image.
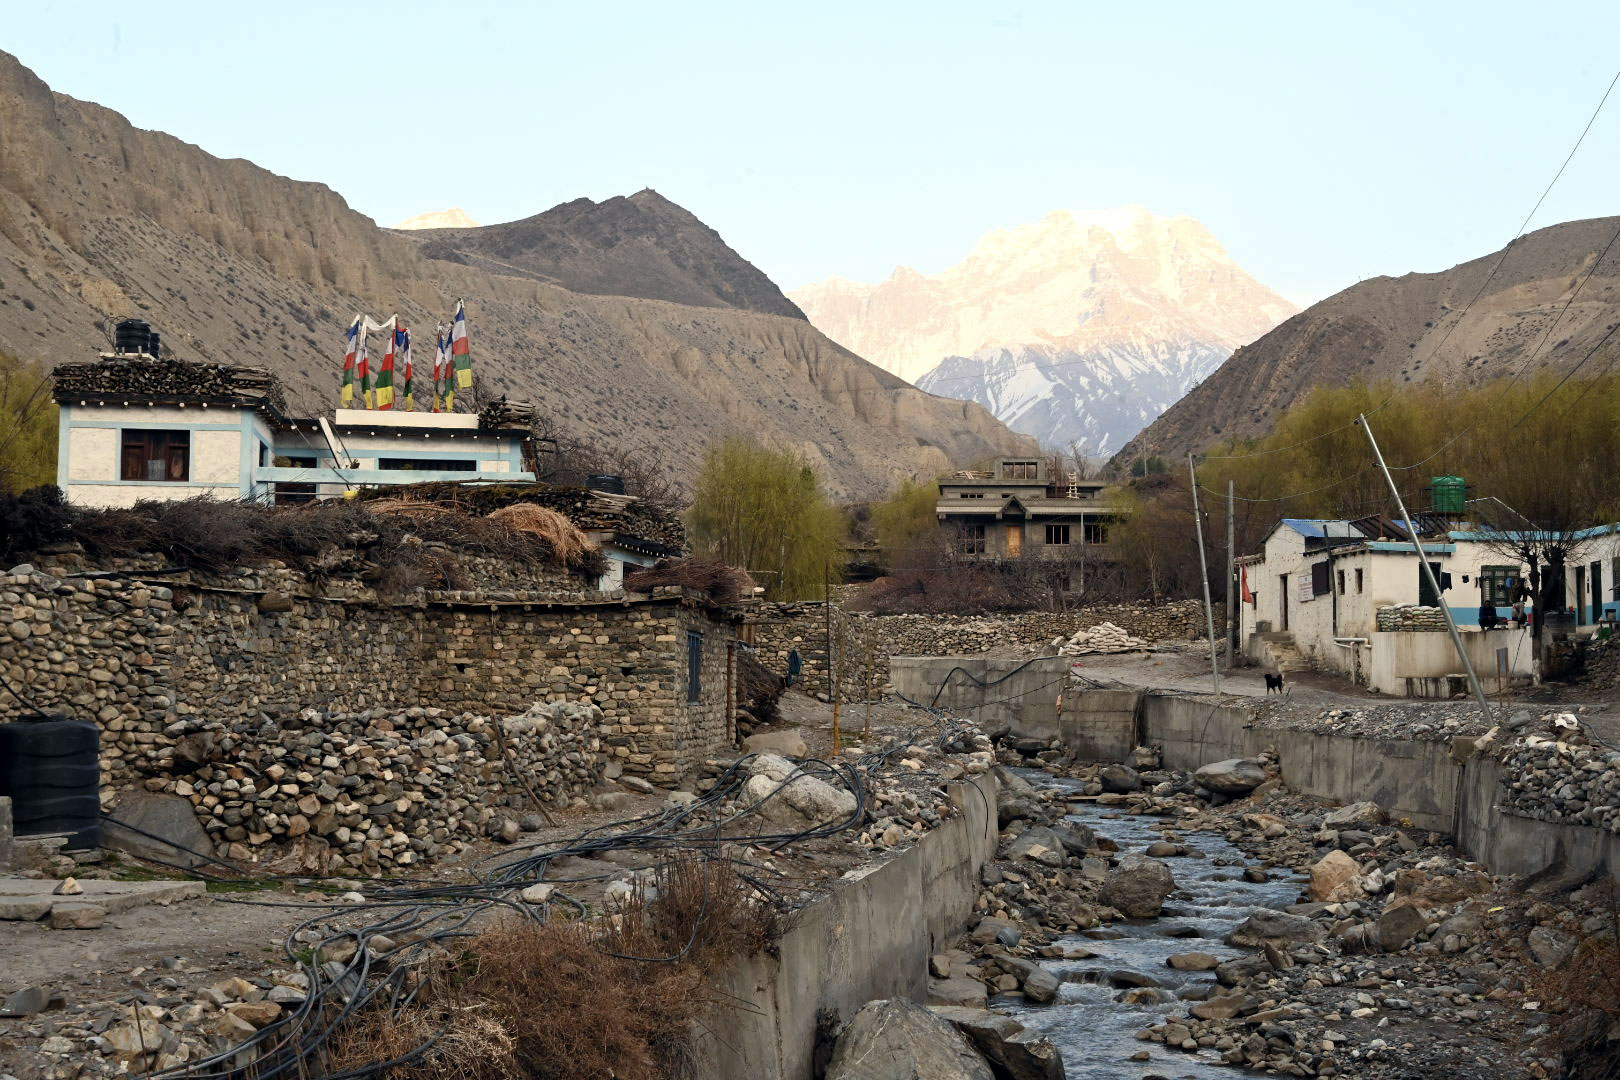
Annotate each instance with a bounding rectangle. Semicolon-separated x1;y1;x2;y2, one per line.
114;319;151;355
587;474;626;495
146;330;161;358
1432;476;1466;514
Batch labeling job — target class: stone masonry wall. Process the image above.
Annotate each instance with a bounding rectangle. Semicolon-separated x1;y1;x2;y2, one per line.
0;562;738;797
748;600;1214;695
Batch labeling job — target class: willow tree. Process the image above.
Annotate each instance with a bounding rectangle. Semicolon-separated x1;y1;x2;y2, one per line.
0;352;56;493
869;477;940;568
685;438;846;600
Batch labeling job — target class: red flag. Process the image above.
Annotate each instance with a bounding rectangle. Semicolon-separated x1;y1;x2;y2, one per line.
1241;567;1255;604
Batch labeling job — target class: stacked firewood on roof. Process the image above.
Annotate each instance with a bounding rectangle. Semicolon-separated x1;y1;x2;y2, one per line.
51;357;287;413
476;397;540;429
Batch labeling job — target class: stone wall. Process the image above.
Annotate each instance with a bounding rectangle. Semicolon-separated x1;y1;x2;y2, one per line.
747;600;1213;696
1;561;738;798
146;701;604;874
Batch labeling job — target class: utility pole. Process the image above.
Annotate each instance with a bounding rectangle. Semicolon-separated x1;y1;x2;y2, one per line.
1359;414;1493;726
825;563;840;755
1226;479;1236;665
1188;453;1222;695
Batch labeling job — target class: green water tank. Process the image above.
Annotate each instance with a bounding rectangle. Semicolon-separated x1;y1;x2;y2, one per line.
1432;475;1466;514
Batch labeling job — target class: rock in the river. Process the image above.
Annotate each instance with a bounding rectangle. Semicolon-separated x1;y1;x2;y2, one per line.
826;998;995;1080
1308;850;1365;902
930;1006;1067;1080
1167;952;1220;971
1227;909;1325;947
1098;854;1175;918
1099;764;1142;793
1194;758;1266;795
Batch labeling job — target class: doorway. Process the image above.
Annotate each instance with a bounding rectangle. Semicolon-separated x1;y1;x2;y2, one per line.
1418;561;1442;607
1576;566;1587;625
1006;524;1023;558
1279;574;1289;631
1592;561;1603;624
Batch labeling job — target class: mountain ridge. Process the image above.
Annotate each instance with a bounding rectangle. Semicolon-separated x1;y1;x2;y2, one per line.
0;49;1035;499
1115;215;1620;465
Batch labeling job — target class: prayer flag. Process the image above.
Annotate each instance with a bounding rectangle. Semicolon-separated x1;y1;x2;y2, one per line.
451;299;472;389
340;317;360;407
398;324;414;411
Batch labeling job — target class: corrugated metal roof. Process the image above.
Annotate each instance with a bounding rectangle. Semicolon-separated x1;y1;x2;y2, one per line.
1280;518;1359;538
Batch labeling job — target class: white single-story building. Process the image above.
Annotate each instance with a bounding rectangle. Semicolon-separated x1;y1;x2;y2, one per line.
1236;517;1536;696
51;355;535;507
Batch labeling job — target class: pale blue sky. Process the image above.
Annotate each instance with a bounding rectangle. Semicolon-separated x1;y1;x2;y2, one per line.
8;1;1620;307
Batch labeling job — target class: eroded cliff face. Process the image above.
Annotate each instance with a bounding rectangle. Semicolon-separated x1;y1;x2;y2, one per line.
0;50;1034;498
1117;215;1620;464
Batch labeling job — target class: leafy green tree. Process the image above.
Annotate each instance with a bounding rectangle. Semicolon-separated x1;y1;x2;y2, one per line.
869;477;940;566
0;352;56;493
686;438;846;600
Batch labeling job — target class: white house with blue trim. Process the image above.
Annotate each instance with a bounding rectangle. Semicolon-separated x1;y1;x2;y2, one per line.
51;354;536;507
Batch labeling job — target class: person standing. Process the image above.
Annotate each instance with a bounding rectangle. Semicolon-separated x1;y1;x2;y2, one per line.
787;648;803;687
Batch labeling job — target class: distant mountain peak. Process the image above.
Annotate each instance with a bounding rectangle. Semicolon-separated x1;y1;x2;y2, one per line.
393;207;480;230
790;207;1295;451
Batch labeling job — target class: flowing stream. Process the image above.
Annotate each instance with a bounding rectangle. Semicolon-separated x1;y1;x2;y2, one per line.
1004;770;1302;1079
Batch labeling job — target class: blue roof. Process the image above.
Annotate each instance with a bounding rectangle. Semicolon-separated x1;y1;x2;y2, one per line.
1280;518;1360;539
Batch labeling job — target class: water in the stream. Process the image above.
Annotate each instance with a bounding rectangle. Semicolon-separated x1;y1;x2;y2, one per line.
1004;770;1302;1080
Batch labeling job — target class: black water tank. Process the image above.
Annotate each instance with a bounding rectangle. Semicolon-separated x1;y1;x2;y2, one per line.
587;474;626;495
146;330;161;358
0;716;102;849
114;319;151;355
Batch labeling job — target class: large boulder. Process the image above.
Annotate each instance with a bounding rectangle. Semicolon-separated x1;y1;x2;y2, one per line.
826;999;994;1080
741;729;808;758
742;755;857;828
1194;758;1266;795
1226;909;1325;947
1099;764;1142;793
1098;854;1175;918
930;1007;1067;1080
102;792;215;870
1323;801;1385;828
1006;826;1067;868
1308;850;1365;903
1377;902;1430;952
1052;822;1097;855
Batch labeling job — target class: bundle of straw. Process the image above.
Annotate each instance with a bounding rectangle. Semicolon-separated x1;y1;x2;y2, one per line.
485;504;598;565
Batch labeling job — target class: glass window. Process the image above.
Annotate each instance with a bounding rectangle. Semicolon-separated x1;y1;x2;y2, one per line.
1004;461;1038;480
1355;568;1364;594
1045;524;1070;545
120;430;189;482
1084;521;1108;545
960;523;986;555
1337;569;1346;595
1478;565;1519;606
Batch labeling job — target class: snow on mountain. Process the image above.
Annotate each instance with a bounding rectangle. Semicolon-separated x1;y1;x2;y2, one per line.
790;207;1296;452
392;207;481;230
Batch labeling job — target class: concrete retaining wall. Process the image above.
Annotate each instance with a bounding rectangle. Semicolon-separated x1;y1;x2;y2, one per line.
1056;689;1142;761
704;771;999;1080
888;657;1066;739
1065;689;1618;886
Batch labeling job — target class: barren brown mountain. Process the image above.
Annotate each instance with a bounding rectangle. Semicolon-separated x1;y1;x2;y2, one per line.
0;51;1033;498
1115;216;1620;465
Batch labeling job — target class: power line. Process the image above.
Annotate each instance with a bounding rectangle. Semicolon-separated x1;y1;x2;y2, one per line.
1196;64;1620;463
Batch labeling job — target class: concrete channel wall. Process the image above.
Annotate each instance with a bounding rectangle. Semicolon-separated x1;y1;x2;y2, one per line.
1065;689;1618;887
889;656;1067;736
703;771;1000;1080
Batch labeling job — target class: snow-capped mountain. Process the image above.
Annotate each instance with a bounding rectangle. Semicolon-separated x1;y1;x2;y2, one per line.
392;207;481;230
790;207;1296;452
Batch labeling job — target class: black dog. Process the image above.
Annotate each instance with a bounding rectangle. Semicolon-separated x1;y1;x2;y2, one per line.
1264;672;1285;695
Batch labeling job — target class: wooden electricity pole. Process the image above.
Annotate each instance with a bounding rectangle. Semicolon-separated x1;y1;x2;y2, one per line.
1226;479;1236;665
826;564;840;755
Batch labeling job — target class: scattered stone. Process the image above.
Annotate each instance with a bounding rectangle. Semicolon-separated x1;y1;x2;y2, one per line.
930;1006;1066;1080
1227;910;1325;947
48;903;106;929
1308;850;1365;902
1323;800;1386;828
1099;764;1142;793
741;729;809;758
1167;952;1220;971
